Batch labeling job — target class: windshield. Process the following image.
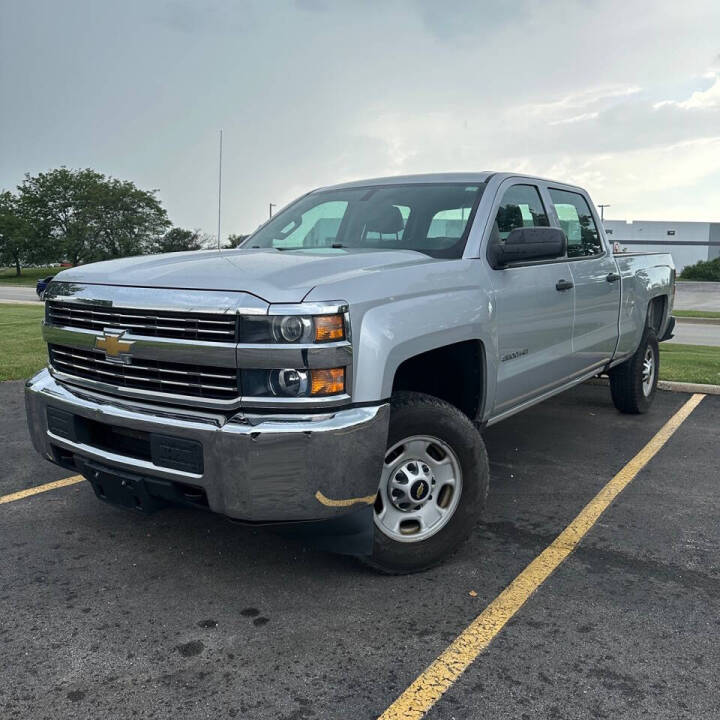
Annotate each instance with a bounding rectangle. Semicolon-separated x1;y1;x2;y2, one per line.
243;183;487;259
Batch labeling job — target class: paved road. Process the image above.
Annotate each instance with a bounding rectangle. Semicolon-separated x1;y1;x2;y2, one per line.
668;320;720;347
0;285;39;303
2;381;718;719
675;281;720;311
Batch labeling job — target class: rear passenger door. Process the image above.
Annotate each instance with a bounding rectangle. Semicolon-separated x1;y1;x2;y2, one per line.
547;187;620;375
487;182;576;415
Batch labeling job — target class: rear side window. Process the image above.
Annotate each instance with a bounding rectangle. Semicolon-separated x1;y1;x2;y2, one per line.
548;188;603;258
493;184;549;241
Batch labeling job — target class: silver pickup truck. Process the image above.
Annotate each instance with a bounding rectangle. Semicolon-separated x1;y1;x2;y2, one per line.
26;172;676;573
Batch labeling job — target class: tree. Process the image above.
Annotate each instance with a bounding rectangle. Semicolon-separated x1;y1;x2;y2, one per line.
93;177;170;258
225;233;249;248
680;257;720;281
151;227;205;254
18;168;101;266
0;191;33;275
17;168;170;265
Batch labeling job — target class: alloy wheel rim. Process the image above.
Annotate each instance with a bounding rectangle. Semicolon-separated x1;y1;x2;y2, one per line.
642;346;655;396
374;435;463;543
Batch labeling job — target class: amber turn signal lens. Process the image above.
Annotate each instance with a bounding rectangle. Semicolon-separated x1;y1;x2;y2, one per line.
314;314;345;342
310;368;345;395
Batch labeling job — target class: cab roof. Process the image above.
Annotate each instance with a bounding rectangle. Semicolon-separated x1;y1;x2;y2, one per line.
316;172;585;194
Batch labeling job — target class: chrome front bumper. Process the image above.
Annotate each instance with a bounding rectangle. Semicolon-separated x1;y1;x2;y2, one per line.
25;369;389;523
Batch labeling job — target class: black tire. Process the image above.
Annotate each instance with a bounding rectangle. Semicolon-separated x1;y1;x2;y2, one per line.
609;327;659;414
361;391;489;574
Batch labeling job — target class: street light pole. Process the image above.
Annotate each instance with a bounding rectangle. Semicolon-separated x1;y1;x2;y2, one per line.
598;204;610;222
269;203;276;219
217;129;223;250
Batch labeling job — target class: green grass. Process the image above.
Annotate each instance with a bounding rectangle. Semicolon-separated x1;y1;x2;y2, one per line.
659;343;720;386
673;310;720;319
0;303;46;381
0;266;60;286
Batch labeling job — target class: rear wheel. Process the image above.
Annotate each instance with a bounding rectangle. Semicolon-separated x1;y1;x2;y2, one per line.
362;391;489;574
609;327;659;414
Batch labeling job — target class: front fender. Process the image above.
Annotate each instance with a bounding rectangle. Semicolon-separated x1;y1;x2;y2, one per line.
350;288;496;409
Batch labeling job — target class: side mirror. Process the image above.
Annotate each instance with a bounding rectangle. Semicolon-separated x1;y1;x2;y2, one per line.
491;227;567;268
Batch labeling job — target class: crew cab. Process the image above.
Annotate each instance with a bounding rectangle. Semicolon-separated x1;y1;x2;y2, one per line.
26;173;676;573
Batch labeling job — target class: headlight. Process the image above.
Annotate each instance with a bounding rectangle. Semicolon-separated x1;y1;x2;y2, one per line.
270;368;309;396
240;313;346;344
273;316;312;343
242;368;345;397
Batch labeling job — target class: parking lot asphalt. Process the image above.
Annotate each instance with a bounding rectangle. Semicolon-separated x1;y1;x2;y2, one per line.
1;381;718;719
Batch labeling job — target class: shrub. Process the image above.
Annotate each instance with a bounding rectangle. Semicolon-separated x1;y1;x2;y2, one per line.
680;257;720;281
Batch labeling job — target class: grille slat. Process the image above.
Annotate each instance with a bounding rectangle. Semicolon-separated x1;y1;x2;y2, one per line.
49;348;237;380
49;307;234;325
47;301;237;342
49;345;239;399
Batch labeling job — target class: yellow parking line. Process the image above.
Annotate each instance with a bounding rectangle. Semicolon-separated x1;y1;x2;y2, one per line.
0;475;85;505
379;393;706;720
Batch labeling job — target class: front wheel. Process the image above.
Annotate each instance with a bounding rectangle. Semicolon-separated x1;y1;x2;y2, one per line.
609;327;659;414
361;392;489;574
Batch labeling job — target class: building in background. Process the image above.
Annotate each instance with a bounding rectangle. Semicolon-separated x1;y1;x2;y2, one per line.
603;220;720;273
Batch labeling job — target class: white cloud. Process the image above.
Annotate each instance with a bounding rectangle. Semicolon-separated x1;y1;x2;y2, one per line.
653;73;720;109
504;137;720;221
548;112;600;126
520;85;641;119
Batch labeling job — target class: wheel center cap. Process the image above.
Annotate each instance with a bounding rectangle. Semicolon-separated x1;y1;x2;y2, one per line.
387;458;434;511
410;479;429;501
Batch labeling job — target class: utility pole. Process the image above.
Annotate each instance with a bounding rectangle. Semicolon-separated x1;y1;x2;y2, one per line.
217;129;223;250
269;203;276;219
598;204;610;222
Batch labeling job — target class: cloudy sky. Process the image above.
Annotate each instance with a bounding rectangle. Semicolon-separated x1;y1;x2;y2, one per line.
2;0;720;238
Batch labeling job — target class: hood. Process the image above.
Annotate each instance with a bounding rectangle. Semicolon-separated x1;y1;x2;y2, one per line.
53;247;438;303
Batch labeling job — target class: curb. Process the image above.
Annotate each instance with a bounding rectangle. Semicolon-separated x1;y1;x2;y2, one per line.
675;316;720;325
657;380;720;395
587;376;720;395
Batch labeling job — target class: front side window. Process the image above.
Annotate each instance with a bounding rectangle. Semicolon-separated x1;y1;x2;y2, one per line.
244;183;486;259
549;188;603;258
492;184;550;241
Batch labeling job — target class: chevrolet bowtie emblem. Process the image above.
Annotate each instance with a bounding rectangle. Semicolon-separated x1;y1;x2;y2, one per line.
95;331;134;363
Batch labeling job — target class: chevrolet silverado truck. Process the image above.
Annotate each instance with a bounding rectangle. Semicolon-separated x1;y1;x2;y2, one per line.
26;173;676;573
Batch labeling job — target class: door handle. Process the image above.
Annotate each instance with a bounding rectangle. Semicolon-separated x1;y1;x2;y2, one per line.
606;272;620;283
555;279;574;291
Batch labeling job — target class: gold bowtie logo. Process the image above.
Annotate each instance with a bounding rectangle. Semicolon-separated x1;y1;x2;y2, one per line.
95;331;134;361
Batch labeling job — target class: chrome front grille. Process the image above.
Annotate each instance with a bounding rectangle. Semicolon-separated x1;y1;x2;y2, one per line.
49;345;239;400
46;301;237;343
